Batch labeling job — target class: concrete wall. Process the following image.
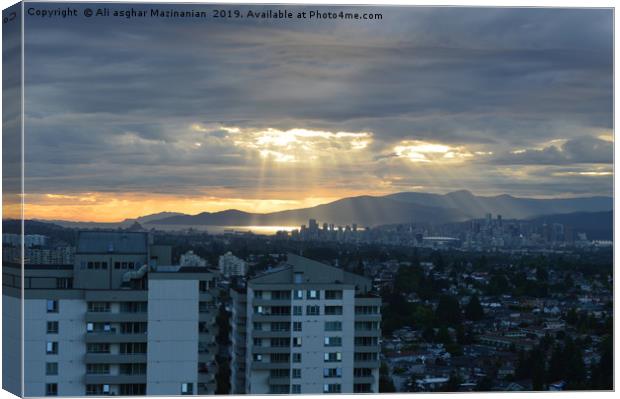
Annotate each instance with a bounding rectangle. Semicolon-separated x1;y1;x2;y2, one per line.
147;279;199;395
24;298;86;396
2;294;22;396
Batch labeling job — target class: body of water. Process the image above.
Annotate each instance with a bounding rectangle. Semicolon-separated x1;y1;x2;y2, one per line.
146;224;297;235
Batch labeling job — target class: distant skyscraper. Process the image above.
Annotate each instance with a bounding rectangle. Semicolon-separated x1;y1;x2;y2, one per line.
219;252;246;278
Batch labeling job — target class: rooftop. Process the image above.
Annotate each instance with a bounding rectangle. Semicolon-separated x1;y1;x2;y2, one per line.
76;231;148;254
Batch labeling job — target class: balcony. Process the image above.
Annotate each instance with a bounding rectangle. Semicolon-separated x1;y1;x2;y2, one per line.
252;298;291;307
84;332;148;343
83;374;146;385
252;346;291;354
83;353;147;363
252;314;291;322
251;330;290;338
354;376;376;384
353;359;380;368
85;312;148;322
268;376;290;385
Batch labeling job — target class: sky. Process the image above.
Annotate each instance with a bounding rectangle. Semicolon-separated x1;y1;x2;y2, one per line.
20;4;613;222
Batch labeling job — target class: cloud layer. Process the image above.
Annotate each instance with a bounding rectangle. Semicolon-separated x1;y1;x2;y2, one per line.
21;4;613;220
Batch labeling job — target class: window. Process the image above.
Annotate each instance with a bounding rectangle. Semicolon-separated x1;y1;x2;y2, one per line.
46;383;58;396
254;290;263;299
323;384;341;393
323;368;342;378
293;322;302;332
354;368;372;377
270;369;289;378
46;300;58;313
291;385;301;394
56;278;73;289
324;336;342;347
355;321;379;331
354;352;378;361
86;384;110;396
293;306;302;316
292;353;302;363
307;289;320;300
46;342;58;354
181;383;193;395
46;363;58;376
253;338;262;347
120;322;147;334
270;338;290;348
325;290;343;300
270;353;290;363
292;369;301;379
253;354;263;362
354;383;372;393
46;321;59;334
325;305;343;315
87;343;110;354
254;306;264;315
293;337;302;347
87;322;112;333
119;384;146;395
119;363;146;375
269;385;289;394
355;305;379;315
294;289;303;299
87;302;110;313
119;343;146;354
86;364;110;375
272;290;291;300
114;262;121;269
324;352;342;362
270;322;290;332
325;321;342;331
294;272;303;284
121;302;147;313
306;305;320;316
355;337;378;346
253;322;262;331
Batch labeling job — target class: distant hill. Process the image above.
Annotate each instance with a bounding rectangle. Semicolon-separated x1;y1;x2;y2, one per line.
529;210;613;240
29;190;613;229
386;190;612;220
152;196;467;227
152;191;612;228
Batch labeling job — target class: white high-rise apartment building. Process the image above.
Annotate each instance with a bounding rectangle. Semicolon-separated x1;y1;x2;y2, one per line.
3;231;221;397
218;252;246;278
230;254;381;394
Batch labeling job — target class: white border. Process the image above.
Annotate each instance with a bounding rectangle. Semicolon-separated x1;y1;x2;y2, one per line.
0;2;617;399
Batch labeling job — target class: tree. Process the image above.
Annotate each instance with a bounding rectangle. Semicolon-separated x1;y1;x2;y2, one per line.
464;295;484;321
440;373;462;392
379;362;396;392
476;376;493;391
435;295;462;326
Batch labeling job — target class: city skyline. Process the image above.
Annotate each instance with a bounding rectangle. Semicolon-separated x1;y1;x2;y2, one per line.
19;5;613;222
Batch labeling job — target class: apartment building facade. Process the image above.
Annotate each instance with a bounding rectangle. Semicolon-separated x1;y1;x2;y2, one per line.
230;254;381;394
2;231;220;397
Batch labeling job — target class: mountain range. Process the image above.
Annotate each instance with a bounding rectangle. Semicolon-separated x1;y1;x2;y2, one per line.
96;190;612;228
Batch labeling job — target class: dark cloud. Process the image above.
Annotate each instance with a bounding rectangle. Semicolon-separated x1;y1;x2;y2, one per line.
492;136;613;165
21;4;613;198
